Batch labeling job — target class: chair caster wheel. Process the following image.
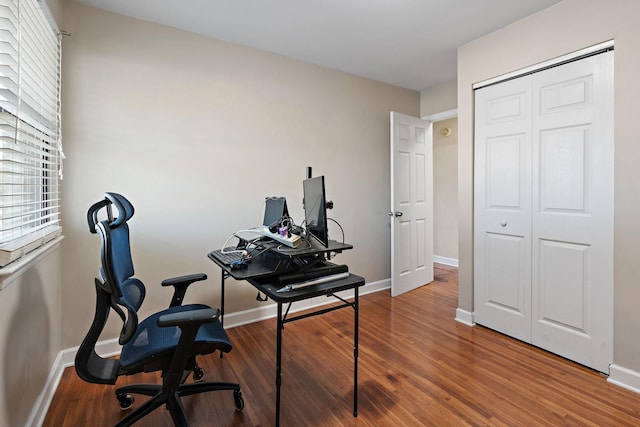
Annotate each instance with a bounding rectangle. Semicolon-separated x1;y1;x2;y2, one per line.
193;367;205;382
117;393;134;410
233;390;244;411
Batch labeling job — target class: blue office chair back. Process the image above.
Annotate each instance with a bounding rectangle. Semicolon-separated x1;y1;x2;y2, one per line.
86;192;144;344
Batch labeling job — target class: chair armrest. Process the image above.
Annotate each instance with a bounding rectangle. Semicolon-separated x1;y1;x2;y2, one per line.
161;273;207;308
157;307;220;328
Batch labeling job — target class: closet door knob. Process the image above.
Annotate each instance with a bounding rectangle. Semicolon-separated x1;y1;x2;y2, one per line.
500;221;507;227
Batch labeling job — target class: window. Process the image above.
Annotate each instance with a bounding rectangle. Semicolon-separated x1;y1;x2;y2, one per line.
0;0;62;268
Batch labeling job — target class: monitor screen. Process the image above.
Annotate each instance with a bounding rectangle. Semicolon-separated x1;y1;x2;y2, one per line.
303;176;329;247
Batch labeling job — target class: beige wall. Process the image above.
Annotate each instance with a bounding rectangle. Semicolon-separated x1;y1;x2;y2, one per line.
420;80;457;117
433;118;458;261
0;249;62;427
60;2;419;347
457;0;640;372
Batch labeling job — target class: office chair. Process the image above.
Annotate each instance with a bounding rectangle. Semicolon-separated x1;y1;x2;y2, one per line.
75;192;243;427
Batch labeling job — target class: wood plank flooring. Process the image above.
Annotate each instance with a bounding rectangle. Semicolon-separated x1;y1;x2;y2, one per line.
44;264;640;426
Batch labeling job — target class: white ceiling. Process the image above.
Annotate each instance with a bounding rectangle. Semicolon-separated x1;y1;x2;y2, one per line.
73;0;562;91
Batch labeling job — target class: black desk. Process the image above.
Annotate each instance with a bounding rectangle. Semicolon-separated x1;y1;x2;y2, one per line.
208;238;364;426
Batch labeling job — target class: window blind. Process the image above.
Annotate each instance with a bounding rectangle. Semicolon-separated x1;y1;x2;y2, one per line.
0;0;61;267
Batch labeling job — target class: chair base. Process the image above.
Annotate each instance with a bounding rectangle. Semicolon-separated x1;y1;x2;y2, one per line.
114;381;243;427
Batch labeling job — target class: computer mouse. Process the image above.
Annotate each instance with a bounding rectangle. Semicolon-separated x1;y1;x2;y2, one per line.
230;260;248;270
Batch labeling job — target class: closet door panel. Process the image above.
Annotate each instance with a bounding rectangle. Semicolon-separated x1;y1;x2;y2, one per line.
474;77;532;342
531;51;613;373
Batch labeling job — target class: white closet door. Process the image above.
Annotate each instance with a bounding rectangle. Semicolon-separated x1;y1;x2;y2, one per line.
474;77;533;342
531;51;614;373
474;51;614;373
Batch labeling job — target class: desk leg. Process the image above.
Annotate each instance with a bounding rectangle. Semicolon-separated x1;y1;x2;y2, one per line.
354;286;359;417
220;270;226;359
220;270;225;328
276;302;283;427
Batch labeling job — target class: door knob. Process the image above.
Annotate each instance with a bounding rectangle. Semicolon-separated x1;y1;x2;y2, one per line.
388;211;403;217
500;220;507;227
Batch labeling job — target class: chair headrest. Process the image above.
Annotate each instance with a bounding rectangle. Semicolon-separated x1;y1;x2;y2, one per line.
87;192;135;233
105;193;135;226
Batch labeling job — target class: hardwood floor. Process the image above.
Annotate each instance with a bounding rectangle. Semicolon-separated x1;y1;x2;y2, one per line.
44;264;640;426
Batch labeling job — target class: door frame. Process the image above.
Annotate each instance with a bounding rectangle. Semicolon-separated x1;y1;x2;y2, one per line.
422;109;458;123
423;109;458;270
472;40;614;90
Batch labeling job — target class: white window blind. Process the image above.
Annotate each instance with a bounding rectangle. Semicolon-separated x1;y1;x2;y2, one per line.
0;0;61;267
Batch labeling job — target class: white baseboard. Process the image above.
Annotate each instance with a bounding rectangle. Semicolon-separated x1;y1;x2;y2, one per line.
28;278;389;426
26;351;65;427
28;340;122;427
455;307;474;326
608;364;640;394
433;255;459;267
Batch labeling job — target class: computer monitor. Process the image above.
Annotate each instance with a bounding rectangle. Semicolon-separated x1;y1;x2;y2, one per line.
303;175;329;247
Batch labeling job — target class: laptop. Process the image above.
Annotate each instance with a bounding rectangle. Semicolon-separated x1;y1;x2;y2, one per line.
262;196;289;231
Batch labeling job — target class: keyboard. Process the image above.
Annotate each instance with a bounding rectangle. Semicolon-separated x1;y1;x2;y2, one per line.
278;263;348;285
277;272;350;292
210;248;247;265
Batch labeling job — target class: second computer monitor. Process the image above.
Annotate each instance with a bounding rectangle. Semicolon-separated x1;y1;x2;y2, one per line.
263;196;288;227
303;175;329;247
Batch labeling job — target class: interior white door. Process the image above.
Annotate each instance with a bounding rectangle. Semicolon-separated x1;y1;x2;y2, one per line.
474;51;614;373
530;51;614;373
390;111;434;297
473;78;533;342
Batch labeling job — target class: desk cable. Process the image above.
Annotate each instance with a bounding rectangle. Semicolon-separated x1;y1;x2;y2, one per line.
221;230;270;260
